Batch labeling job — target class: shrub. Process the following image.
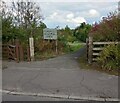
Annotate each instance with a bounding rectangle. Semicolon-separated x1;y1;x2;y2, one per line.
97;44;120;70
91;11;119;42
74;22;92;42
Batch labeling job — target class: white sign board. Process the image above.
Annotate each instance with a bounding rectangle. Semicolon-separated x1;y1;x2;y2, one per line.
43;28;57;40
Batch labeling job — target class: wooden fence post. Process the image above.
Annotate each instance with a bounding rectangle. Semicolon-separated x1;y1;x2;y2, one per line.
19;45;24;61
55;39;58;54
88;36;93;64
15;39;19;63
27;46;30;62
86;38;89;60
29;37;34;61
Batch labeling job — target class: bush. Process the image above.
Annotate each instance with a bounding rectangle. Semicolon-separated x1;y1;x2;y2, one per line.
74;22;91;42
91;11;119;42
97;44;120;70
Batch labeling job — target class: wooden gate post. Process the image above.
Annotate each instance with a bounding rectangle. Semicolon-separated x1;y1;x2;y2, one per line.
15;39;19;63
27;46;30;62
88;36;93;64
55;39;58;54
29;37;34;61
86;38;89;60
19;44;24;61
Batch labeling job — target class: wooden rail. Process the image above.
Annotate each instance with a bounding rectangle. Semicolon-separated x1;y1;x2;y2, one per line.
93;42;119;45
86;37;119;64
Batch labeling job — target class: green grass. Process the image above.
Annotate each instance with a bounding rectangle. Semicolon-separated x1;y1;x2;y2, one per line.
68;42;84;52
35;51;57;61
35;41;85;61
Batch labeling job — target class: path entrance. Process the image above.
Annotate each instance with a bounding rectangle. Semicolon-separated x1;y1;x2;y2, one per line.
2;47;119;101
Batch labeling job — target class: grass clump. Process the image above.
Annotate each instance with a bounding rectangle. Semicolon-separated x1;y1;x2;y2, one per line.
97;44;120;71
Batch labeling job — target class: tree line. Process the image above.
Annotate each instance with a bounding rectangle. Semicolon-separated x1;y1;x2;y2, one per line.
1;0;92;44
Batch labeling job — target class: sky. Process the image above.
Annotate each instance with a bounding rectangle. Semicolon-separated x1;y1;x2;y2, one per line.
38;1;118;29
4;0;119;29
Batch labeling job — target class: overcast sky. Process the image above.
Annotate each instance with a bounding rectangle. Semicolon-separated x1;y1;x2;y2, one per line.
4;0;119;29
38;2;118;29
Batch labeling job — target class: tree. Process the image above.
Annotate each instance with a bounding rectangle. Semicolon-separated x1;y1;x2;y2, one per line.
39;21;47;29
11;0;43;37
1;1;13;42
91;11;119;41
74;22;91;42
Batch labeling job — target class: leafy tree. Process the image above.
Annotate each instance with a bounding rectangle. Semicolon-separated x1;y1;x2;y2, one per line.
74;22;91;42
91;11;119;41
1;1;13;42
34;21;47;41
11;0;43;37
39;21;47;29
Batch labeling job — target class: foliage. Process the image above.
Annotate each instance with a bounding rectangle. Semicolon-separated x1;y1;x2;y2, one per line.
58;25;77;43
68;42;84;52
1;0;84;60
97;44;120;70
91;11;120;41
2;17;13;42
2;0;45;43
74;22;92;42
1;1;13;42
90;11;120;71
11;1;43;37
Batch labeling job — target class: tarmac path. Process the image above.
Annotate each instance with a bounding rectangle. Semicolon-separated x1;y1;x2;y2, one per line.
2;47;119;101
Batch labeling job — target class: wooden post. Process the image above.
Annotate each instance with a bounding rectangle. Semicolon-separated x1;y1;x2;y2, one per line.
15;39;19;63
7;44;9;60
29;37;34;61
19;45;24;61
86;38;89;60
55;39;58;54
88;36;93;64
27;46;30;62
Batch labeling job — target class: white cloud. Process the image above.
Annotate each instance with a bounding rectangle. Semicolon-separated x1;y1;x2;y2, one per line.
67;16;86;26
20;0;120;2
73;17;86;24
66;13;74;19
73;9;100;19
46;11;67;24
88;9;100;17
40;2;117;28
49;12;58;19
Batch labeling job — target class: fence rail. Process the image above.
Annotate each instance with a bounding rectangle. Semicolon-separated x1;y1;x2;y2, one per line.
86;37;119;64
93;42;119;45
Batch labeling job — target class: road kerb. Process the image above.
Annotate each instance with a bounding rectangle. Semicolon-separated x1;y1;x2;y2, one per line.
37;93;69;99
1;89;120;101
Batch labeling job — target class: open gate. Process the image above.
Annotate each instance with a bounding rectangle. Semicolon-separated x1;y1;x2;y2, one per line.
2;39;31;62
7;45;16;61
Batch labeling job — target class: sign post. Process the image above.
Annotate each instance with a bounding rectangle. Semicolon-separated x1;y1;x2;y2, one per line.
29;37;34;61
43;28;57;40
43;28;58;54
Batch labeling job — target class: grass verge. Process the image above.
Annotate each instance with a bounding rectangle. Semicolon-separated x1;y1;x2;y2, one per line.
78;51;119;76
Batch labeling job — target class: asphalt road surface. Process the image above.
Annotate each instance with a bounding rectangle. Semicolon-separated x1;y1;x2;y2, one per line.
2;47;119;101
